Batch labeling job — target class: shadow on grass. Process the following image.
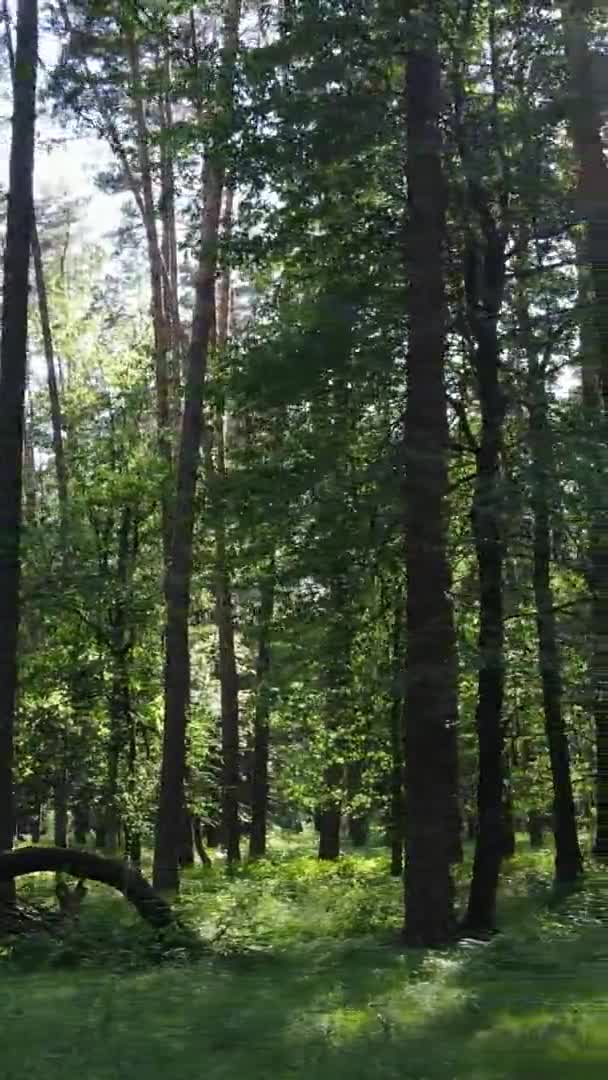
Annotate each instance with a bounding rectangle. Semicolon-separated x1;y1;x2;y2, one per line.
2;910;608;1080
2;847;608;1080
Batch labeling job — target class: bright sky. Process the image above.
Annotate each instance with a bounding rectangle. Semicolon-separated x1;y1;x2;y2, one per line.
0;9;124;248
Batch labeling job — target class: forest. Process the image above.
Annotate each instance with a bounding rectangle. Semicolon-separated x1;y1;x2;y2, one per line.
1;0;608;1076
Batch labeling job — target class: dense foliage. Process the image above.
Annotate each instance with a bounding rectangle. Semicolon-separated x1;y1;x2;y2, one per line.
1;0;608;973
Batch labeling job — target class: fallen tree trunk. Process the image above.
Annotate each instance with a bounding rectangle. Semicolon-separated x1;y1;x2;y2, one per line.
0;847;174;928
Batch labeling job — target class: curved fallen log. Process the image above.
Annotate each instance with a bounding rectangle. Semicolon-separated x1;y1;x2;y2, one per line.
0;847;175;929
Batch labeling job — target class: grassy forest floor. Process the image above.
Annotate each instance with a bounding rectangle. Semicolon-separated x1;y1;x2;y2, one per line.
2;832;608;1079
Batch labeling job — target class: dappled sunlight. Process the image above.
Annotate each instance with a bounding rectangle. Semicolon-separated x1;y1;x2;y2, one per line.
4;846;608;1079
4;847;608;1080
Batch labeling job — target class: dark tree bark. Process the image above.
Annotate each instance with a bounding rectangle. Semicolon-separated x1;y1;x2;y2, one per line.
210;188;241;867
317;778;342;861
177;803;194;868
0;0;38;907
463;198;508;935
402;4;460;947
561;1;608;857
524;324;583;882
0;847;174;928
204;822;220;848
249;566;275;859
153;0;241;892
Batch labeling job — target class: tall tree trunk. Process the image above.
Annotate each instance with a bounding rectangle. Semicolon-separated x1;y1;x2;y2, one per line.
525;336;583;883
402;4;460;947
249;565;275;859
212;188;241;866
463;202;508;935
561;0;608;857
576;236;606;854
153;0;241;892
0;0;38;906
126;30;173;562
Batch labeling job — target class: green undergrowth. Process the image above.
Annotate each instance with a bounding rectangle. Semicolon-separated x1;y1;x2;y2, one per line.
1;835;608;1078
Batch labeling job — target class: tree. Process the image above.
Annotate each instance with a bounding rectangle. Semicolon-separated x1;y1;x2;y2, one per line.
402;1;460;947
0;0;38;903
153;0;242;892
560;0;608;857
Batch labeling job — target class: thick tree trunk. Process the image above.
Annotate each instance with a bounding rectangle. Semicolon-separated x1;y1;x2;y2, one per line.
0;0;38;910
461;179;508;935
210;188;241;866
249;568;275;859
153;0;241;892
177;808;194;868
204;822;220;849
402;6;460;947
561;0;608;858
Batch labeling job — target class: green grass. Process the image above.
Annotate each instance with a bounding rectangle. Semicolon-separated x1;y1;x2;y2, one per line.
2;832;608;1079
